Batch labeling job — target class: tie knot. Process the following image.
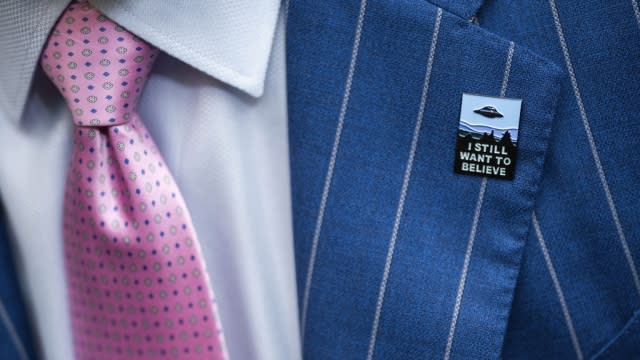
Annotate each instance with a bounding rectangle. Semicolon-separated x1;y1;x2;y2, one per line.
41;3;158;127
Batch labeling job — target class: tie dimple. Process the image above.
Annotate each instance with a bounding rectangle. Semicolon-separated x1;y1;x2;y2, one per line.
40;3;226;359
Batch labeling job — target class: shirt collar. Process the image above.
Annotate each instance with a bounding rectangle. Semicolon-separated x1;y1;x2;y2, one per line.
0;0;281;126
0;0;71;127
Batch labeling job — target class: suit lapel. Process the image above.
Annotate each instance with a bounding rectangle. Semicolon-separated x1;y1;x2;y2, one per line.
287;0;562;358
0;203;38;360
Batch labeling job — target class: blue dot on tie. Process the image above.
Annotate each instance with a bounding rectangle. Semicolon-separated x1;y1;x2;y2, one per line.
91;109;97;113
106;95;112;100
100;49;107;54
70;75;76;80
83;39;89;44
103;72;110;76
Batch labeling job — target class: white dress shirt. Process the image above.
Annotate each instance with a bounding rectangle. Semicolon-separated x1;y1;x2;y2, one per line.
0;1;301;359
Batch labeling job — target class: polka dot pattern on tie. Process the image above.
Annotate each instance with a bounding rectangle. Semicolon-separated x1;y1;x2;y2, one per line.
41;4;155;128
40;3;226;359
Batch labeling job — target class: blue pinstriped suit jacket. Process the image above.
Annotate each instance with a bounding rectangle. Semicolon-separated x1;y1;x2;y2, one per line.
287;0;640;359
0;205;36;360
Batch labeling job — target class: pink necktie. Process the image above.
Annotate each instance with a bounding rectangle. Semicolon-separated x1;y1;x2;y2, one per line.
41;3;226;359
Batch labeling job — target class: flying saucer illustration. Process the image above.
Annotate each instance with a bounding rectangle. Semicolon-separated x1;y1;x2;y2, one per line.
473;105;504;118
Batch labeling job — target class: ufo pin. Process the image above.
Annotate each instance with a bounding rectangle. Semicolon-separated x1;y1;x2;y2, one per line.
454;93;523;180
473;105;504;118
